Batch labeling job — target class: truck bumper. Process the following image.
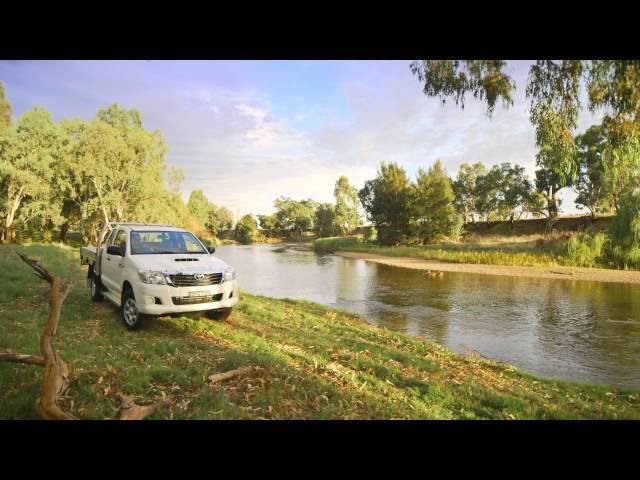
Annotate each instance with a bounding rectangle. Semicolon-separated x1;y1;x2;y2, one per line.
133;280;239;316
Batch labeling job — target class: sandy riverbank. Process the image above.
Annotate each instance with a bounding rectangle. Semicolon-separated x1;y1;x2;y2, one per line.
335;251;640;285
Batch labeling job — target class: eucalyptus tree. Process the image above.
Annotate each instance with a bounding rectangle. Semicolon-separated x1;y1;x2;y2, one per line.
0;108;63;242
574;124;613;217
333;176;360;235
452;162;486;223
412;160;461;242
358;162;413;245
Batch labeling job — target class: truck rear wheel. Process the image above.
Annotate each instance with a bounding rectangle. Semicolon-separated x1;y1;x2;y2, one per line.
206;308;232;321
89;272;103;302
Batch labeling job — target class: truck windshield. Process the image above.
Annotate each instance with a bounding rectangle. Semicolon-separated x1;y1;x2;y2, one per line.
130;231;208;255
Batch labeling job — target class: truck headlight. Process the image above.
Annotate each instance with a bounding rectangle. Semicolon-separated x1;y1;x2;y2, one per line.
139;271;168;285
223;268;236;282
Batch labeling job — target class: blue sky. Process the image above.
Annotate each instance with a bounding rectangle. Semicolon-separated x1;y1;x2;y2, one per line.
0;60;603;217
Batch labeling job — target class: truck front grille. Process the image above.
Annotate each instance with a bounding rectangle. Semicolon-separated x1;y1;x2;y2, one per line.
172;293;223;305
168;273;223;286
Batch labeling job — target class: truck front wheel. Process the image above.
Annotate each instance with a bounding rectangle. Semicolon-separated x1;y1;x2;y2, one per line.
89;272;103;302
121;288;152;330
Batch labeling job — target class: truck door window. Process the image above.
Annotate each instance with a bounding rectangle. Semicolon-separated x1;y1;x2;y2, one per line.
105;229;117;246
114;230;127;254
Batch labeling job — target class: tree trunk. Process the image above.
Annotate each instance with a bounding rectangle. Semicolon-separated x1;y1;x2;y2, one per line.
59;222;70;244
3;187;25;244
92;178;110;225
547;192;559;219
0;253;157;420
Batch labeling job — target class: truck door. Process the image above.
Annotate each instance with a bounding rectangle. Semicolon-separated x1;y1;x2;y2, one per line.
101;229;127;295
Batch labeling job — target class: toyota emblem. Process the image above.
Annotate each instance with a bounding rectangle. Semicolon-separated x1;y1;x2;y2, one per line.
194;273;205;279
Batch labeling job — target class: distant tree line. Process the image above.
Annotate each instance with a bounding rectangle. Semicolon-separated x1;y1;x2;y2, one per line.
253;175;362;243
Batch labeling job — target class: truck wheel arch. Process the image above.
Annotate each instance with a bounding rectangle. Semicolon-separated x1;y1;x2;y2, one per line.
122;280;133;298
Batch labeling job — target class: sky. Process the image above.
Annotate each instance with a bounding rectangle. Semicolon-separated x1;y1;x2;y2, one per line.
0;60;604;218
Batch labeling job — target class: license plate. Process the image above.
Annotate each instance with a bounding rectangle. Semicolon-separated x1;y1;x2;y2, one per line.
188;290;210;297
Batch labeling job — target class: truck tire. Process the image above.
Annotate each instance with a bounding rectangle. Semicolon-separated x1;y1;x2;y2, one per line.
89;271;103;302
206;307;232;321
121;288;150;331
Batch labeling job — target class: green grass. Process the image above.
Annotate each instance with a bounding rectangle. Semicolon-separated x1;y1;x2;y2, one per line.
1;243;638;419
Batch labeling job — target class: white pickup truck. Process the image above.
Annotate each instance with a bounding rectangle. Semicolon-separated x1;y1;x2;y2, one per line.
80;223;238;330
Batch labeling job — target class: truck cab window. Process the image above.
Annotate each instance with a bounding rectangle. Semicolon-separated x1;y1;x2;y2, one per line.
114;230;127;254
105;229;117;246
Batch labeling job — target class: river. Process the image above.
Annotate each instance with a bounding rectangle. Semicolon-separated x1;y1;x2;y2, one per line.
215;243;640;388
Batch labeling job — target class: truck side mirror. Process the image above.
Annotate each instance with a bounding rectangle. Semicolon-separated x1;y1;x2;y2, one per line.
207;246;216;254
107;245;123;256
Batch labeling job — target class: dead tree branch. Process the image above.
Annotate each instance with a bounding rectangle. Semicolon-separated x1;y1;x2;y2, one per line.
208;366;254;384
0;252;158;420
0;353;45;366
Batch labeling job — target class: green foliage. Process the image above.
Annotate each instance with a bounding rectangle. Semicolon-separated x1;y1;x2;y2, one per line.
257;213;279;238
0;92;198;244
527;61;584;186
454;162;534;223
411;59;640;216
524;191;549;219
314;203;336;238
410;60;516;116
362;225;377;242
235;214;258;244
607;190;640;269
453;162;486;223
0;108;63;242
565;232;608;268
187;190;210;227
333;176;360;235
412;160;461;242
359;162;413;245
534;167;565;219
53;105;178;243
587;61;640;120
206;204;234;239
574;124;613;216
274;197;319;234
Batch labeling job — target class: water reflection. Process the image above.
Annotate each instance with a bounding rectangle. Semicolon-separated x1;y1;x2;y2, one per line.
216;243;640;388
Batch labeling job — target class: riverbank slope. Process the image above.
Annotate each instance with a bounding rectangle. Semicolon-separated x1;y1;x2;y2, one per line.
1;243;638;419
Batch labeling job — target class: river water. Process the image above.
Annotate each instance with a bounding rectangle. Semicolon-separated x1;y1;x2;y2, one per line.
215;243;640;388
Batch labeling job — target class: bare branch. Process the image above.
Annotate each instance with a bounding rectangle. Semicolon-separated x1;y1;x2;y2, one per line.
17;251;55;284
0;352;45;366
208;366;254;384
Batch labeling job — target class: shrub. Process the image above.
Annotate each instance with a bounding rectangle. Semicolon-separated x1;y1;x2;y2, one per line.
565;232;608;268
235;214;259;244
607;190;640;269
363;226;377;242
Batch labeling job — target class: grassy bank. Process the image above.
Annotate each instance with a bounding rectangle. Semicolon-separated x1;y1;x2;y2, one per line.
313;236;568;268
1;244;638;419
